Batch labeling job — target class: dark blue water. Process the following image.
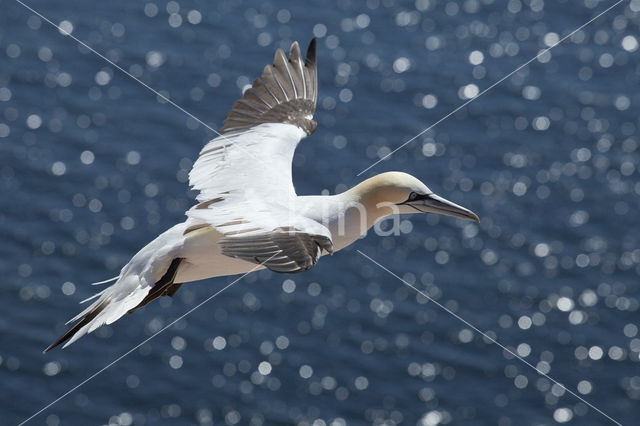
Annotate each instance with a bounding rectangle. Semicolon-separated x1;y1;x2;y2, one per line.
1;0;639;424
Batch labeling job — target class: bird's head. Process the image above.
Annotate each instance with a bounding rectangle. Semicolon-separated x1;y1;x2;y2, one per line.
356;171;479;222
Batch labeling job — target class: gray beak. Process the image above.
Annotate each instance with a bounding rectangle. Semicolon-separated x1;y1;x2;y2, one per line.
407;193;479;222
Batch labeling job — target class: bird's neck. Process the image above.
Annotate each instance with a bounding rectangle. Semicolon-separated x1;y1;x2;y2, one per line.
298;178;399;251
341;179;400;228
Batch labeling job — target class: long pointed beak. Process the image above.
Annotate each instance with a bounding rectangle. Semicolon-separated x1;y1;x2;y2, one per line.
409;193;479;222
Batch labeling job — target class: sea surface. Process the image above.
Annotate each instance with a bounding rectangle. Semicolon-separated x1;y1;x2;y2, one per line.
1;0;639;425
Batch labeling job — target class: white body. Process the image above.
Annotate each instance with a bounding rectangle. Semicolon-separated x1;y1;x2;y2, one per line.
58;123;374;347
140;190;372;285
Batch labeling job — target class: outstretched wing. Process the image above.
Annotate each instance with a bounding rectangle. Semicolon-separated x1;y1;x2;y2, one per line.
186;39;332;270
189;38;318;207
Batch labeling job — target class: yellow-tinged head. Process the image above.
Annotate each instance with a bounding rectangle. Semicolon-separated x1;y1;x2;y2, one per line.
351;171;479;223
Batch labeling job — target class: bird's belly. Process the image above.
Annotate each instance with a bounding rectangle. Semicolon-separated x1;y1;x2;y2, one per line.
174;226;263;283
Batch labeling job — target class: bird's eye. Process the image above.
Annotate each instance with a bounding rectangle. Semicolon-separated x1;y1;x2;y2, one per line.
408;192;418;201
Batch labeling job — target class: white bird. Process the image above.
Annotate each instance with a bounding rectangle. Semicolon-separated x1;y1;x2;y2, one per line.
45;38;479;352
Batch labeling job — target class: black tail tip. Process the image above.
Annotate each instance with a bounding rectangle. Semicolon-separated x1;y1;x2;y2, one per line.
43;337;65;354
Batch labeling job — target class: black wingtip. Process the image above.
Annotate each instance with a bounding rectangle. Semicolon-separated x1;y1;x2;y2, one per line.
305;37;316;66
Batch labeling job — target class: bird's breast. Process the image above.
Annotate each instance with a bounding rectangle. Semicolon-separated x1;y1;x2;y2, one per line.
174;225;262;283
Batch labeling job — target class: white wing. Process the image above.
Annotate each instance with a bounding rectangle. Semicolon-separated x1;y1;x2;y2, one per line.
186;39;333;270
188;122;306;224
189;38;318;208
188;38;317;213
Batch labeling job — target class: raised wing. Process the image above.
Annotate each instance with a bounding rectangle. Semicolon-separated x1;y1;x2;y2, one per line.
189;38;317;205
186;39;332;270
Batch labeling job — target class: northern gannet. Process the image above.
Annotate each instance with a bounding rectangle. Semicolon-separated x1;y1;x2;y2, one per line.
45;39;479;352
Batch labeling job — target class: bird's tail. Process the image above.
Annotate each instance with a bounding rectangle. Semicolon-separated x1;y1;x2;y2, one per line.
44;258;183;353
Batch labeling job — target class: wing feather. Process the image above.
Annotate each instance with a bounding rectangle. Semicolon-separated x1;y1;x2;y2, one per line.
220;39;318;135
220;227;332;273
